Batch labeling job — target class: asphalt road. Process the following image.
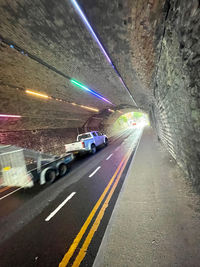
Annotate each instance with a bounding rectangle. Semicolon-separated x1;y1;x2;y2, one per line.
0;127;142;267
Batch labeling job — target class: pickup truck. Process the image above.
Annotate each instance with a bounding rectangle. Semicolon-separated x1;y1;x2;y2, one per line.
65;131;108;155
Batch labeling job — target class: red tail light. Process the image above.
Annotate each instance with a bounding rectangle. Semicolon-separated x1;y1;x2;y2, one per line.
82;142;85;148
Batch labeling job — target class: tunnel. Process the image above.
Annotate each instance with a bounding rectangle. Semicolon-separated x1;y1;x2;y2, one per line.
0;0;199;186
0;0;200;266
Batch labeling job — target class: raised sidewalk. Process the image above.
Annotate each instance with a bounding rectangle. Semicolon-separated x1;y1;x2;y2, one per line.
94;127;200;267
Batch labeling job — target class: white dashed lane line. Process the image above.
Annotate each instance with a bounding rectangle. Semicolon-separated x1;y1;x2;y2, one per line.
89;166;101;178
45;192;76;222
106;153;113;161
115;146;120;152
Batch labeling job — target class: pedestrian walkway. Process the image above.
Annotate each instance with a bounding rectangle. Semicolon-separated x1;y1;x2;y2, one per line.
94;127;200;267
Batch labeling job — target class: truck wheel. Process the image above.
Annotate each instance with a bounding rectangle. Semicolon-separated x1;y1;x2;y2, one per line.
58;163;68;176
45;169;56;184
104;138;108;146
91;144;96;154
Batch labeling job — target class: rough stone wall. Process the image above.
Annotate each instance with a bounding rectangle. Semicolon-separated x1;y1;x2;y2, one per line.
0;0;136;154
0;128;81;155
129;0;164;89
153;0;200;186
79;0;166;110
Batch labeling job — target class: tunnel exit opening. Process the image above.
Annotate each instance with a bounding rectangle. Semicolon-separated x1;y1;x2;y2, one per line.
109;111;150;136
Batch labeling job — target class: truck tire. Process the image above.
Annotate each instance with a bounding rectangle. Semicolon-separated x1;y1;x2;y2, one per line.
58;163;68;176
91;144;96;154
45;169;56;184
104;138;108;146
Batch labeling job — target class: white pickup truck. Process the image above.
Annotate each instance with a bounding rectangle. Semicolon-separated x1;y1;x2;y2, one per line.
65;131;108;155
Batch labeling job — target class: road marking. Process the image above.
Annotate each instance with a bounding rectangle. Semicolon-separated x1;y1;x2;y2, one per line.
72;151;130;266
59;151;129;267
59;130;144;267
0;180;34;201
89;166;101;178
109;130;127;144
0;186;10;194
0;187;22;201
45;192;76;222
106;153;113;160
115;146;120;152
72;129;144;266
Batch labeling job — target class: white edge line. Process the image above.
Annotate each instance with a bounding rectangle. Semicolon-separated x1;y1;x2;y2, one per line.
93;129;144;266
45;192;76;222
89;166;101;178
106;153;113;161
0;179;32;201
0;186;22;201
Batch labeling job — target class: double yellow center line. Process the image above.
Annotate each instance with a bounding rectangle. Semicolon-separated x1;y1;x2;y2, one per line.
59;146;134;267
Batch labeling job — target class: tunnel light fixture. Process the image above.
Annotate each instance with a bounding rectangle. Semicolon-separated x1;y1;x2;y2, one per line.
0;114;21;118
118;77;137;106
70;79;113;105
71;102;98;112
26;90;50;99
70;0;137;107
80;105;99;112
108;109;114;113
25;88;98;112
4;35;116;107
70;0;112;65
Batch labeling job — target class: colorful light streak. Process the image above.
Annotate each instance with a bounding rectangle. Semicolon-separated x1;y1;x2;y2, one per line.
80;105;99;112
25;88;98;112
0;114;21;118
71;0;112;65
70;0;137;107
119;77;137;106
4;35;115;106
70;79;113;105
26;90;50;99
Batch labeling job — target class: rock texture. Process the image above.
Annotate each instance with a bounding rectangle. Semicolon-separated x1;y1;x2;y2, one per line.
151;0;200;186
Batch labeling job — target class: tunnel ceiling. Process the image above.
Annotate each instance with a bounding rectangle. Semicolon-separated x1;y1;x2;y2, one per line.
0;0;165;131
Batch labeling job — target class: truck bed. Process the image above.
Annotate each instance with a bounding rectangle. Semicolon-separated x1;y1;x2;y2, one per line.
65;141;85;153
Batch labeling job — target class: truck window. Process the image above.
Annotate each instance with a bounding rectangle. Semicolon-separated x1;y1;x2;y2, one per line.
77;134;91;141
97;132;102;136
92;132;97;136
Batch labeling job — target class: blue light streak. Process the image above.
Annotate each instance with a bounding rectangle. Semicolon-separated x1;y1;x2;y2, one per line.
71;79;113;105
70;0;138;107
70;0;112;65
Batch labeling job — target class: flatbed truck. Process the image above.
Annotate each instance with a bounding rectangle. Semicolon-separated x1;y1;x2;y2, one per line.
0;145;74;188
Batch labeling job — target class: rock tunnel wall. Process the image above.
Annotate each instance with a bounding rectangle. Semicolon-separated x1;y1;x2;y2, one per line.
0;116;121;155
151;0;200;187
0;128;82;155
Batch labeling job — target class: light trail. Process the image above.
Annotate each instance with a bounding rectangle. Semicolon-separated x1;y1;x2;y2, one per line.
26;90;50;99
0;114;21;118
